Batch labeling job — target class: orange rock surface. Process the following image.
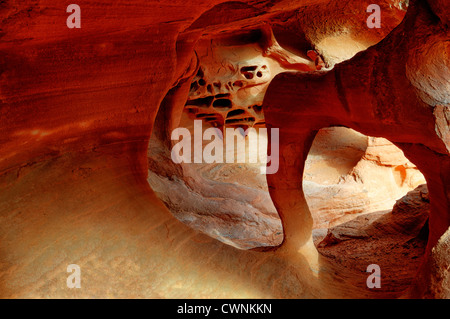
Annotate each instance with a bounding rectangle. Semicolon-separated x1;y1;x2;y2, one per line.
0;0;448;298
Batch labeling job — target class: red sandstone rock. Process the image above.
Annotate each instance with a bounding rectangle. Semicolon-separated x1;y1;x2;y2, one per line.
315;185;429;295
263;0;449;297
0;0;448;299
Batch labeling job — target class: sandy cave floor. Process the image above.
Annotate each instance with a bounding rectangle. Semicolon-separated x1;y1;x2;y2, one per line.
0;144;426;298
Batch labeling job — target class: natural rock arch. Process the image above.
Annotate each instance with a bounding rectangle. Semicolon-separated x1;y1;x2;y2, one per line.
263;0;449;296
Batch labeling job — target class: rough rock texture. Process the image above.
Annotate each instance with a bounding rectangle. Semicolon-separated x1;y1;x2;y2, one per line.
0;0;448;299
426;227;450;298
314;184;430;295
263;0;449;297
281;0;408;66
185;30;320;129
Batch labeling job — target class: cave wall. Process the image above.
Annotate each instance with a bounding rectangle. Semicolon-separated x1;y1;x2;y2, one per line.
263;0;449;296
0;0;448;298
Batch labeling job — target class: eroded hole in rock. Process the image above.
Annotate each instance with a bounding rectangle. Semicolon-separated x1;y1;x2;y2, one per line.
183;28;322;131
225;117;255;126
226;109;246;118
185;96;214;109
147;12;419;256
148;28;323;250
305;127;429;294
212;98;232;109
